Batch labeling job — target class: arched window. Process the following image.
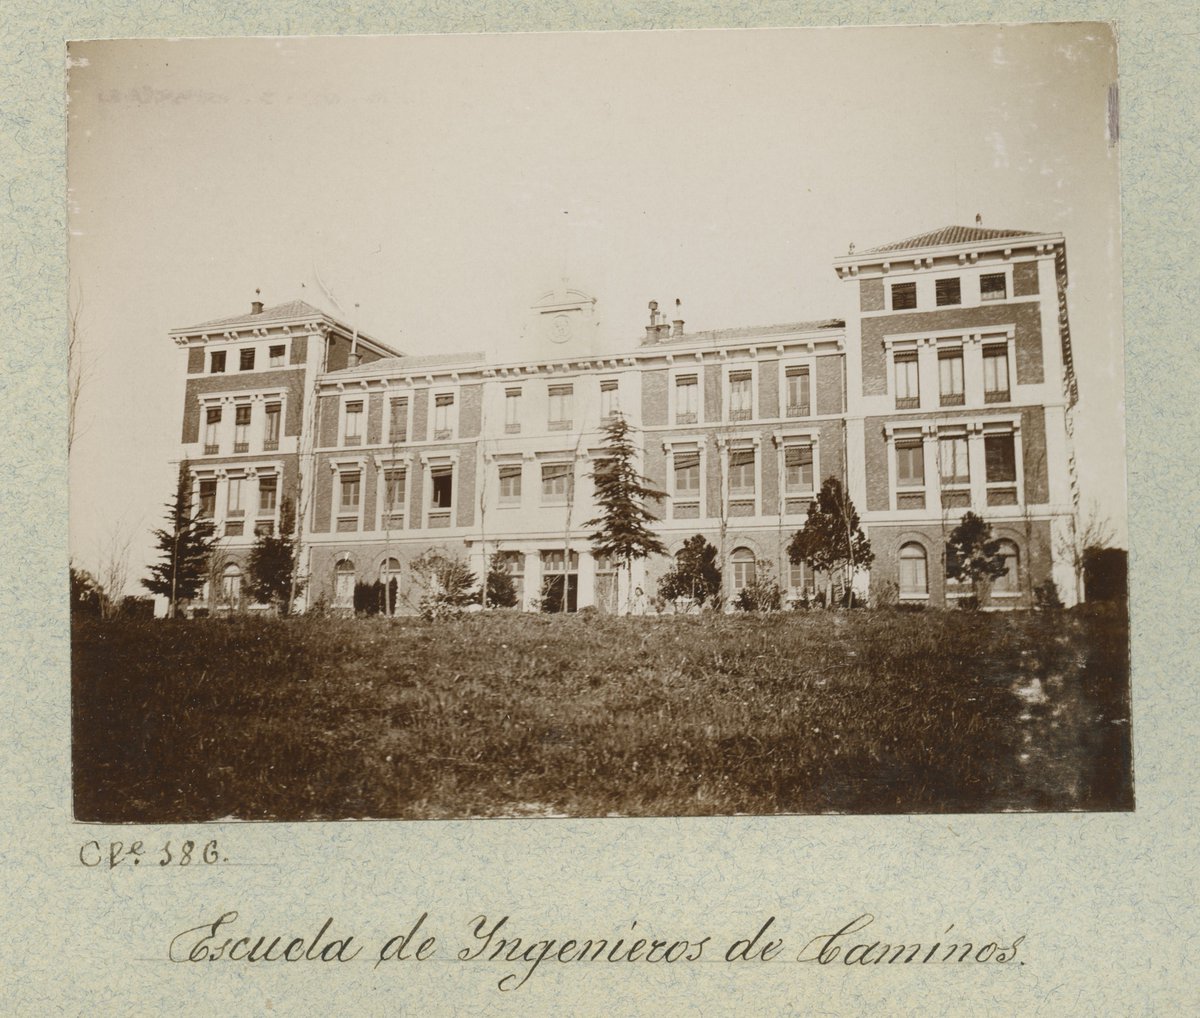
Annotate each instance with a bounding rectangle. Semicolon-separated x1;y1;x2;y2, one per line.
379;557;402;615
899;542;928;597
731;547;757;592
993;540;1020;595
221;564;241;606
334;559;356;606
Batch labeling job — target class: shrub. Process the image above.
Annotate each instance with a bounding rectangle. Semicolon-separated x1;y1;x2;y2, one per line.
733;560;783;612
1035;580;1064;610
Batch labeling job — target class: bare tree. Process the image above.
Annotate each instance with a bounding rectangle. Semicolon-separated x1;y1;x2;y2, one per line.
67;284;91;455
1056;498;1115;604
96;519;135;620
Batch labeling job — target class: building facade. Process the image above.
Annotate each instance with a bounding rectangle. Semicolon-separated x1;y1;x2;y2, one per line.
170;226;1079;613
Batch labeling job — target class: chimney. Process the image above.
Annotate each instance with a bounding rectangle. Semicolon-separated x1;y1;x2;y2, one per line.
975;212;983;226
348;351;362;368
251;288;264;315
644;300;660;343
671;297;684;337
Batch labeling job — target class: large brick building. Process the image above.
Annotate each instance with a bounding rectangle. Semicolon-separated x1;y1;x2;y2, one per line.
170;225;1080;612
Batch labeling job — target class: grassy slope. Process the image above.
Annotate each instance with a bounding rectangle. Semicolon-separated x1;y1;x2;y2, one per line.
72;608;1131;821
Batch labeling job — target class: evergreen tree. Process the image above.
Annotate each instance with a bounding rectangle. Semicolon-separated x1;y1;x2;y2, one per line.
946;511;1008;606
583;412;667;609
787;475;873;608
143;461;217;617
484;552;519;608
246;497;303;612
657;534;722;608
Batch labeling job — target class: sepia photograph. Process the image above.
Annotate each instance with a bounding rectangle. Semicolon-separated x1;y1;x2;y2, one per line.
67;24;1130;823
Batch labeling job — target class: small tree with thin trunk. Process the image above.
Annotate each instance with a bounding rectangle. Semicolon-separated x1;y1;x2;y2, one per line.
484;552;519;609
143;461;217;618
657;534;722;610
946;511;1008;607
787;475;873;607
583;412;668;612
247;498;304;613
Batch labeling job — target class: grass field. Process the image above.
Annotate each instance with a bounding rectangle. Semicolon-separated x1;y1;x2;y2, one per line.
72;606;1132;821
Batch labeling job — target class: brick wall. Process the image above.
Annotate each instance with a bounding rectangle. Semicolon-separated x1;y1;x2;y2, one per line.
412;389;429;443
643;439;667;503
705;433;722;514
367;393;383;445
186;347;205;374
860;278;885;312
1013;260;1040;297
816;354;843;415
641;369;668;426
1021;407;1049;504
459;384;483;439
312;458;333;532
289;334;308;365
408;465;424;529
456;444;476;528
863;418;890;512
317;394;340;447
861;301;1045;395
180;370;306;443
761;435;779;513
704;364;722;420
757;359;779;418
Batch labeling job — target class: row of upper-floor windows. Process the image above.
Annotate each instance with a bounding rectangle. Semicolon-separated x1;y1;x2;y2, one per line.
887;271;1009;312
209;344;288;374
202;401;282;454
195;473;280;537
890;423;1020;511
891;340;1011;411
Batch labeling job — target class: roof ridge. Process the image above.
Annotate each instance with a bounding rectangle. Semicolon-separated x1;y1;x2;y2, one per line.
860;224;1040;256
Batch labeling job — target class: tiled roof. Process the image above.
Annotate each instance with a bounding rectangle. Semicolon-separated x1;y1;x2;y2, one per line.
182;299;332;332
860;225;1040;255
329;350;488;377
655;319;844;346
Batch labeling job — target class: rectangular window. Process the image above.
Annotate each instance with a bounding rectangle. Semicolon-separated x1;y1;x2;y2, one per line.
784;444;814;492
339;472;361;513
227;476;245;516
674;450;700;495
344;400;363;445
895;438;924;488
785;366;811;417
891;281;917;310
548;385;573;429
389;396;409;443
541;462;571;503
233;404;251;452
980;272;1007;302
789;559;814;594
894;351;919;408
498;464;522;503
198;479;216;518
935;277;961;306
383;469;406;514
675;374;699;424
258;475;277;513
499;551;525;608
263;402;281;450
938;433;970;485
504;388;522;433
269;344;286;367
430;465;453;509
728;371;753;420
239;348;256;371
599;379;619;419
433;394;454;439
729;448;755;495
210;350;226;373
938;347;965;406
985;433;1016;483
204;406;221;453
983;345;1010;402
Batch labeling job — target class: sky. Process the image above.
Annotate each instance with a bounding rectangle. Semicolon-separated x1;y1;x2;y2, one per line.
66;25;1124;589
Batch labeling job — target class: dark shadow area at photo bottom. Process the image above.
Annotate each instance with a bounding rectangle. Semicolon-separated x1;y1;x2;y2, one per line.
70;603;1133;823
